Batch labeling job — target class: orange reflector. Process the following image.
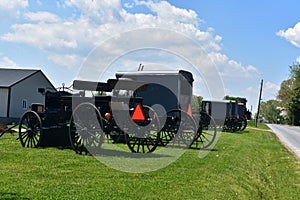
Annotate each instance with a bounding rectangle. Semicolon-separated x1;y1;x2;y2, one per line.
131;104;145;122
105;112;111;119
187;104;192;117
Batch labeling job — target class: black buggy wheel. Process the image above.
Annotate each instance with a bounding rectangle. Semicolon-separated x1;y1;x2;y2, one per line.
192;112;217;149
126;106;160;153
69;102;104;155
158;127;175;146
240;118;247;131
161;109;197;148
18;111;42;148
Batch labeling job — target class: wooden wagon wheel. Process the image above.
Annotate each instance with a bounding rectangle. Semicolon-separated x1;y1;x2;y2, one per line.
69;102;104;155
192;112;217;149
18;111;42;148
161;109;197;148
231;118;240;132
158;126;175;146
223;117;238;132
126;105;160;153
240;118;247;131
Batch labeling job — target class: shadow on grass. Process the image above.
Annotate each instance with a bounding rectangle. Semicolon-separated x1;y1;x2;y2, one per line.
222;129;249;134
90;148;176;158
0;192;30;200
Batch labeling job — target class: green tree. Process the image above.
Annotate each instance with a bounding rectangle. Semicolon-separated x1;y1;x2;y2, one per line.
191;95;203;112
260;100;280;123
289;63;300;125
278;63;300;125
277;79;294;109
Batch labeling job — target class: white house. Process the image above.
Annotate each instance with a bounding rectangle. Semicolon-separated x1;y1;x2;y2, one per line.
0;68;56;123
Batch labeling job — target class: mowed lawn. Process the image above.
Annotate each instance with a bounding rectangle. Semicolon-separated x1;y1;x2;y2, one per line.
0;123;299;200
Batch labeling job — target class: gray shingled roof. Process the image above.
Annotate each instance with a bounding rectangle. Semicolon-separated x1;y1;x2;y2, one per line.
0;68;40;87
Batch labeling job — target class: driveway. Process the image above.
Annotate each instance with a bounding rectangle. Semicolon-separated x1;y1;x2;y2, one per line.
267;124;300;160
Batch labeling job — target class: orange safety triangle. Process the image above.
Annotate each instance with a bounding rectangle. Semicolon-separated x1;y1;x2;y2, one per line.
187;104;193;117
131;104;145;121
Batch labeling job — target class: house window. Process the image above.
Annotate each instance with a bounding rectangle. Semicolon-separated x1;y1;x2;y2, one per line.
22;99;27;110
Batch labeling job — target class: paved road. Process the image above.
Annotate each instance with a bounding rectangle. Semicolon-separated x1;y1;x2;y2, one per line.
267;124;300;160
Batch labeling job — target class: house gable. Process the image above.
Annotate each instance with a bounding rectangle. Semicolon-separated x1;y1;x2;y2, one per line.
9;71;56;118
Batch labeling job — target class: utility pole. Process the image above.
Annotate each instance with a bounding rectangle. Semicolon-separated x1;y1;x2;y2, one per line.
255;79;263;127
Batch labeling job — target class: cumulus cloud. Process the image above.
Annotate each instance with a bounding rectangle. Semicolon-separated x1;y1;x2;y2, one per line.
0;0;28;9
2;23;78;50
296;56;300;64
277;22;300;48
136;0;199;25
47;53;82;69
264;81;280;97
209;52;260;79
24;11;61;23
0;0;28;21
1;0;224;69
0;53;17;68
65;0;123;24
0;0;258;91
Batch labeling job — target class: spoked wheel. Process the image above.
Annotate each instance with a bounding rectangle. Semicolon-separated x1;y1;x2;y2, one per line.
223;118;238;132
69;102;104;155
192;112;217;149
158;127;175;146
127;106;160;153
231;118;240;132
163;109;197;148
18;111;42;148
240;118;247;131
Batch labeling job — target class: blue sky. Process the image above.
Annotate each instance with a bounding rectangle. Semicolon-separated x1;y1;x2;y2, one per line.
0;0;300;113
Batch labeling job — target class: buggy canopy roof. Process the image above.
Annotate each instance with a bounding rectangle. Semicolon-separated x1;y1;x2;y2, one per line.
115;70;194;83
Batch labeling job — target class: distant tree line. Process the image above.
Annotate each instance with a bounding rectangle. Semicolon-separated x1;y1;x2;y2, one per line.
260;63;300;125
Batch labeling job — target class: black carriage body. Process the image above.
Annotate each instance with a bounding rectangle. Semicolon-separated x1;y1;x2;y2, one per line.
237;103;246;118
72;79;145;127
115;70;212;149
71;78;163;153
115;70;194;116
72;79;148;143
35;91;73;147
201;100;229;127
201;99;248;132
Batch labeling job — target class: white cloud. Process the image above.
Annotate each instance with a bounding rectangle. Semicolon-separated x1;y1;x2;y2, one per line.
263;81;280;98
296;56;300;64
24;11;60;23
0;0;28;21
36;0;42;6
136;0;199;25
47;53;82;69
0;0;259;90
1;23;78;50
0;0;223;68
65;0;123;24
0;0;28;9
0;54;17;68
124;2;134;9
277;22;300;48
209;52;260;79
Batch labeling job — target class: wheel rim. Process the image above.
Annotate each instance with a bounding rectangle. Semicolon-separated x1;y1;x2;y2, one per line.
193;113;217;149
69;102;103;155
158;127;175;146
162;109;197;148
127;106;160;153
18;111;42;148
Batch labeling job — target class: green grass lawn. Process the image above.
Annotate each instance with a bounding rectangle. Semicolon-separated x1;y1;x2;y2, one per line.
0;124;299;200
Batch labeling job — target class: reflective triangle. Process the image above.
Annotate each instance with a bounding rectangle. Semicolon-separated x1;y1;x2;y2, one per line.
131;104;145;121
187;104;192;117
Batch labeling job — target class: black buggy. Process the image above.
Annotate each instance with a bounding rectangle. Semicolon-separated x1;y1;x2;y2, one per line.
18;70;217;154
201;100;248;132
